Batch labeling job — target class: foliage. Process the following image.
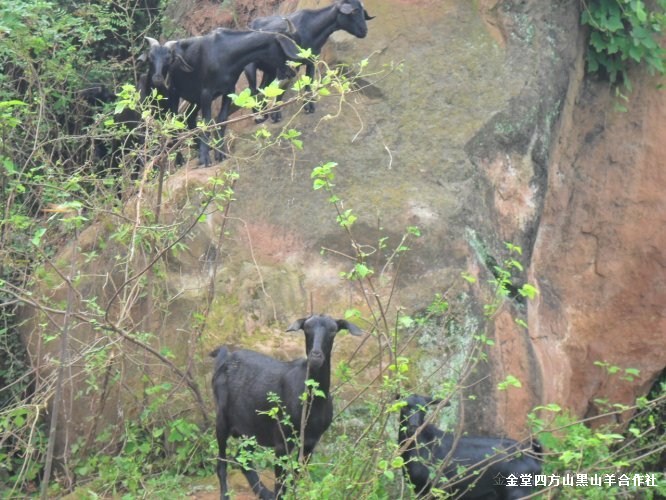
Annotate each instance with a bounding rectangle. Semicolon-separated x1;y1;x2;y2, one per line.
0;0;207;496
484;241;538;319
529;371;666;499
581;0;666;92
67;383;217;497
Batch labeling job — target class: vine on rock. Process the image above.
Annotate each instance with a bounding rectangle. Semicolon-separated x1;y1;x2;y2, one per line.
582;0;666;98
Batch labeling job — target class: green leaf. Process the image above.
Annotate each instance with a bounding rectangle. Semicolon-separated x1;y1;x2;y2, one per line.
537;403;562;412
259;80;285;98
635;3;648;22
407;226;421;237
344;308;361;319
255;127;271;139
607;13;624;32
229;88;258;108
398;315;415;329
519;283;539;300
292;75;312;91
297;47;313;59
353;263;373;279
461;271;477;284
498;374;522;391
31;227;46;246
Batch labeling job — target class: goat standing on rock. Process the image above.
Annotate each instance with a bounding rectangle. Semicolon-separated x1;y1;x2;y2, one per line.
399;394;542;499
245;0;374;123
161;28;300;167
210;315;362;499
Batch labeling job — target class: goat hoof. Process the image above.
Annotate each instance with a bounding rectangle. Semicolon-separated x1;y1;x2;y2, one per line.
270;112;282;123
304;103;315;114
254;115;268;124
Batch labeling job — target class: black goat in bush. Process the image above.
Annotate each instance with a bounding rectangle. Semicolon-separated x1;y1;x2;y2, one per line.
244;0;374;123
164;28;300;167
137;37;181;117
398;395;542;499
210;315;362;499
138;37;171;98
76;84;146;186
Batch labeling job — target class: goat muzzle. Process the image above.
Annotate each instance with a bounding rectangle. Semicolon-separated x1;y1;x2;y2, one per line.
308;350;325;369
152;74;166;87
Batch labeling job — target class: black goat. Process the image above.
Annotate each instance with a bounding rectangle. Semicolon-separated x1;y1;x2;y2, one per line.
138;37;172;100
210;315;362;499
138;37;200;124
165;28;300;167
244;0;374;123
399;395;542;499
75;84;145;186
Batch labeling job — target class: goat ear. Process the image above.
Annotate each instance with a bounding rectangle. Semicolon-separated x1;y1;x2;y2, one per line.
338;3;353;15
286;318;307;332
173;50;194;73
277;36;300;60
364;9;375;20
174;57;194;72
137;52;147;64
336;319;362;336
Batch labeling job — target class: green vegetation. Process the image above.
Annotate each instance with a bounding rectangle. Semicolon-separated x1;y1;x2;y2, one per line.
529;369;666;499
582;0;666;97
0;1;664;498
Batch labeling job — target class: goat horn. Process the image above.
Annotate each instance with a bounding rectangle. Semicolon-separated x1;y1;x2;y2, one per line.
284;17;297;34
145;36;160;48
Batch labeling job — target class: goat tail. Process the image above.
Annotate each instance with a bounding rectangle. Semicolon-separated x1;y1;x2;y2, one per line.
209;346;229;371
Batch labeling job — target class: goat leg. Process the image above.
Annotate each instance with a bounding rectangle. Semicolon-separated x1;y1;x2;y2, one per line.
303;61;316;114
198;91;213;167
212;96;231;163
215;432;230;500
273;446;291;500
242;471;274;499
244;63;270;124
266;72;283;123
238;461;274;499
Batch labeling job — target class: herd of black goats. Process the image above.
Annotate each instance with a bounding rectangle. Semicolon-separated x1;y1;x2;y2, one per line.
210;314;542;499
104;0;374;169
98;0;544;497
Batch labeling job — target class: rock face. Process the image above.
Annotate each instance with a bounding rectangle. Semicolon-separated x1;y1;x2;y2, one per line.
20;0;666;461
530;69;666;423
